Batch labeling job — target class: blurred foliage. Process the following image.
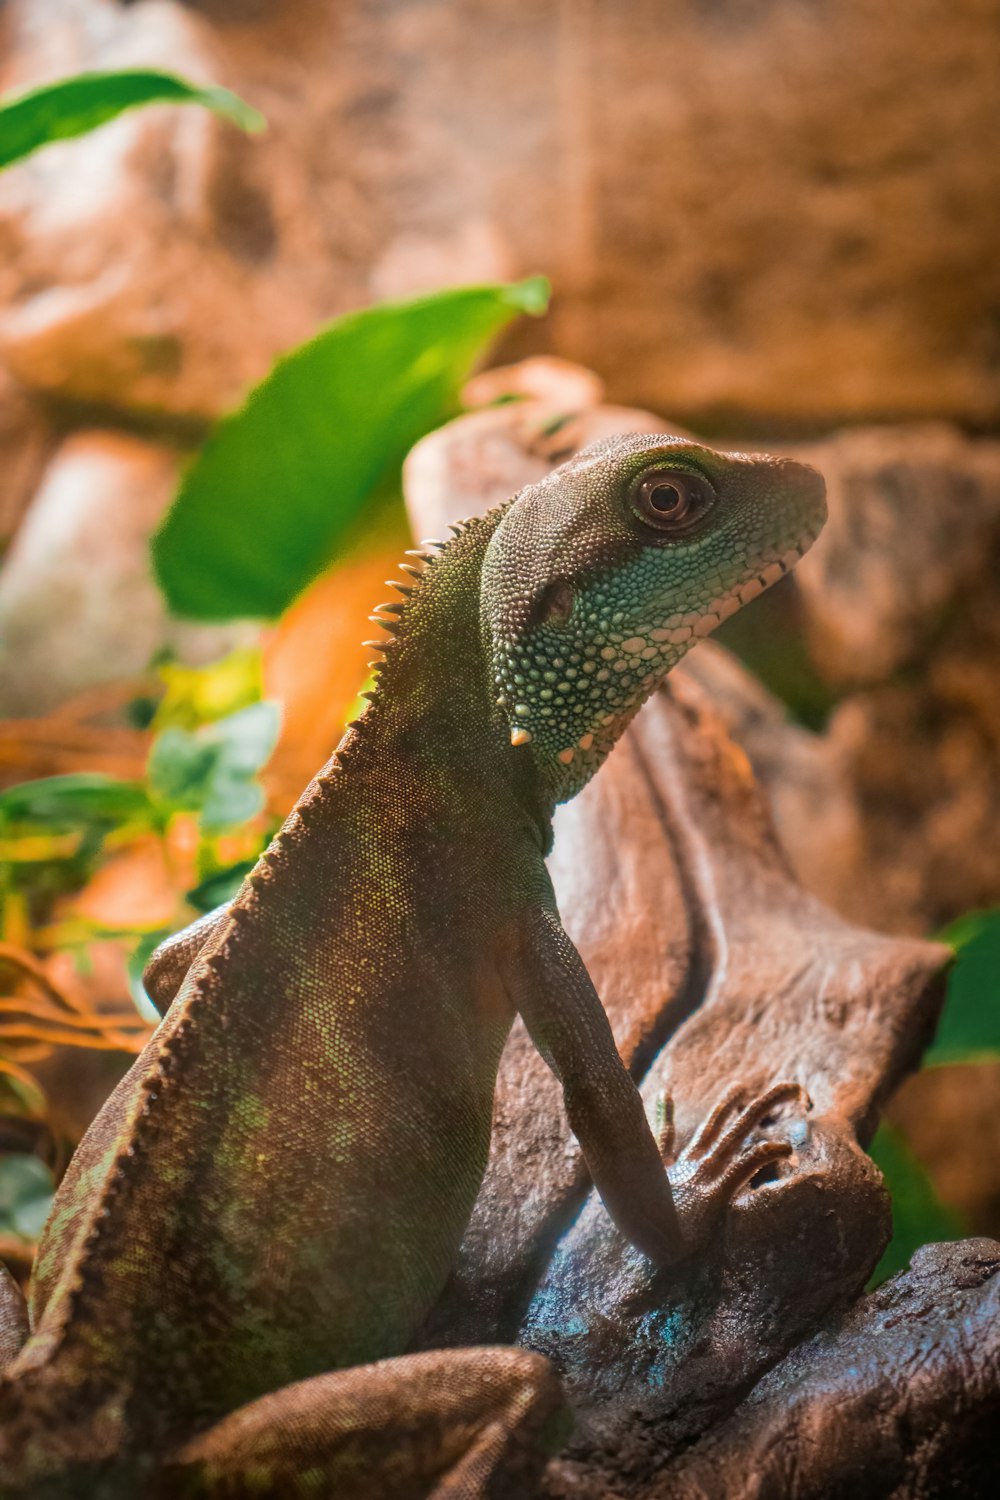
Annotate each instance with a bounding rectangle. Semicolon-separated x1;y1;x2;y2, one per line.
868;910;1000;1284
0;276;549;1247
147;702;280;832
153;278;550;620
0;1154;54;1244
0;652;280;1162
0;68;263;172
154;648;263;731
868;1123;966;1287
924;911;1000;1067
0;652;277;923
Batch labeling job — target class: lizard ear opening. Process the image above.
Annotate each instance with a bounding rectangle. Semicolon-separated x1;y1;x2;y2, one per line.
529;580;575;628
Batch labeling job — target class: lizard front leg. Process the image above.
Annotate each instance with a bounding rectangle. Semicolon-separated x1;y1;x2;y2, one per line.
142;904;230;1016
164;1346;567;1499
500;902;805;1267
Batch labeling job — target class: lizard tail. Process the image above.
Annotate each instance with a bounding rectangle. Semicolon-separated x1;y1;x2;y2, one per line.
0;1338;135;1499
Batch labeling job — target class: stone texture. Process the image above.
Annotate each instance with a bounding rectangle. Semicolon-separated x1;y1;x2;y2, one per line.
665;1239;1000;1500
0;430;255;716
720;423;1000;940
404;395;954;1495
0;370;54;546
0;0;996;427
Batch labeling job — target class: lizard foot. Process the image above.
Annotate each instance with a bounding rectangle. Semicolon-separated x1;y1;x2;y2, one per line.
656;1080;809;1256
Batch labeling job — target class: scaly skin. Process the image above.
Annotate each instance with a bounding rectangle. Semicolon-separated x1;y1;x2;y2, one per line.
0;434;825;1498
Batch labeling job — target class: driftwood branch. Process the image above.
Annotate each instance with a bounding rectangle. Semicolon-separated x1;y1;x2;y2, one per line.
666;1237;1000;1499
402;378;994;1496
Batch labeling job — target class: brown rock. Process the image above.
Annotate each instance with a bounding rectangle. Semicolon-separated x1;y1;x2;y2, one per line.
0;370;54;545
712;423;1000;938
794;424;1000;690
1;1;998;426
0;430;256;716
404;397;953;1492
665;1239;1000;1500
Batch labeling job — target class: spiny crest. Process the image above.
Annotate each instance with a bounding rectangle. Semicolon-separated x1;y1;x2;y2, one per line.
340;501;514;738
351;528;473;691
348;500;520;738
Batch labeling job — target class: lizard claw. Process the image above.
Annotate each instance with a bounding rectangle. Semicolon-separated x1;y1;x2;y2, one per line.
662;1080;809;1255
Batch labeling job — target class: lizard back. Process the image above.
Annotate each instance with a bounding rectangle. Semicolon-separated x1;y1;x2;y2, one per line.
4;505;546;1463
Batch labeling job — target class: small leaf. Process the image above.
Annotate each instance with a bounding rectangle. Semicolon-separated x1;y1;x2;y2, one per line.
147;729;218;811
0;774;151;828
146;702;280;829
153;278;550;620
209;702;281;779
200;773;265;833
0;68;264;172
926;909;1000;1067
186;861;256;914
155;648;264;731
0;1155;55;1242
867;1123;965;1287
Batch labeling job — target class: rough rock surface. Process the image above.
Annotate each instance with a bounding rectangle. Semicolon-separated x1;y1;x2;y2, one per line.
0;0;996;429
666;1239;1000;1500
0;430;255;716
403;394;982;1497
704;421;1000;1253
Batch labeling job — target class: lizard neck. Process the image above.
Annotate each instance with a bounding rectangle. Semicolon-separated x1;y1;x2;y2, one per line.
341;509;556;850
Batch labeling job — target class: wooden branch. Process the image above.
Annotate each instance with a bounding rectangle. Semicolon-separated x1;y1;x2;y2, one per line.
664;1238;1000;1500
404;379;968;1496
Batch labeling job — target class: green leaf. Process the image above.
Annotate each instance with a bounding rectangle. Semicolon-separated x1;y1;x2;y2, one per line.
923;909;1000;1067
0;1155;54;1242
0;773;151;828
147;701;280;830
155;647;264;731
152;278;550;620
186;860;256;914
200;774;265;832
146;729;218;810
867;1123;965;1287
206;702;282;778
0;68;264;172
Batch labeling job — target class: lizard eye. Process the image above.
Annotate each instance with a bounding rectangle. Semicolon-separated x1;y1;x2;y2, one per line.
630;468;716;534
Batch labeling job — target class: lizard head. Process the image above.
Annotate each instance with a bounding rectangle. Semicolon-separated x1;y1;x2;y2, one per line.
481;432;826;802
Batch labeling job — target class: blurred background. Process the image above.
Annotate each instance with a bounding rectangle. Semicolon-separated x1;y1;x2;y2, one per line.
0;0;998;1282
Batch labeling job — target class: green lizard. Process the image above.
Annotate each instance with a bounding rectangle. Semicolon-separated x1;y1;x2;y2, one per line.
0;433;825;1498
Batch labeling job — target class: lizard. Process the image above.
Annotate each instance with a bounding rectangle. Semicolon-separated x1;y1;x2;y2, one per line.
0;431;826;1499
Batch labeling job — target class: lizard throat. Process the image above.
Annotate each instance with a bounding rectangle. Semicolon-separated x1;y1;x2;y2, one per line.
491;528;822;806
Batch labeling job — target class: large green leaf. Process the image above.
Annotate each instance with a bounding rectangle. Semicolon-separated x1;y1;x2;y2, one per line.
925;909;1000;1067
0;773;151;828
0;68;264;172
152;277;550;620
867;1123;965;1286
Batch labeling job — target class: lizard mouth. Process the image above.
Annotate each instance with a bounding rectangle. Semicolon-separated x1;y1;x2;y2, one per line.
690;527;822;638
